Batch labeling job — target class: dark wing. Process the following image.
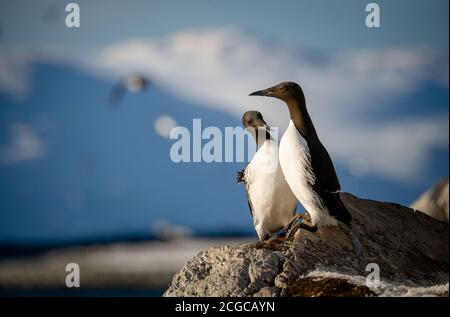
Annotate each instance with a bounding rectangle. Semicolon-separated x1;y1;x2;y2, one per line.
108;81;126;106
318;190;352;225
244;187;254;218
237;168;254;218
236;169;245;183
308;138;340;192
308;138;352;225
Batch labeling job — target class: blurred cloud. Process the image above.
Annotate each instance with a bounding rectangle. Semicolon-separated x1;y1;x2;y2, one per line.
348;157;371;178
88;27;449;183
154;115;177;139
0;123;47;165
0;50;32;99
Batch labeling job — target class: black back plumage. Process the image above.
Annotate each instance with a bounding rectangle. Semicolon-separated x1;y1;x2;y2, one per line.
307;134;352;226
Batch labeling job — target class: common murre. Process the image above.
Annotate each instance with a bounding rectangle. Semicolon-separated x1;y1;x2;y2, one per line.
249;82;352;229
237;111;298;240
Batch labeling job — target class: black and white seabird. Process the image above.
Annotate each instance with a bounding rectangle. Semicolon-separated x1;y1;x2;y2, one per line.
249;82;352;229
237;111;298;241
109;74;151;105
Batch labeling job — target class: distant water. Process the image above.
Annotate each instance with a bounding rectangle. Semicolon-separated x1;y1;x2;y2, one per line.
0;288;165;297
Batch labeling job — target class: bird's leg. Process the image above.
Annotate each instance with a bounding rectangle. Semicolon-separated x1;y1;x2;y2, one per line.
286;214;302;230
281;212;317;238
285;211;313;232
276;214;302;238
286;221;317;238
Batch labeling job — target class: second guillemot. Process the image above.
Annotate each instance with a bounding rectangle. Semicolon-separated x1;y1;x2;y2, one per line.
249;82;352;229
237;111;298;241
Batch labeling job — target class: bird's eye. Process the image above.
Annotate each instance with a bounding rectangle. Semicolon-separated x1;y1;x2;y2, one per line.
280;86;287;92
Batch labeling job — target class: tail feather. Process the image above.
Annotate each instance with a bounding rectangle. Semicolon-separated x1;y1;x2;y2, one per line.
320;191;352;226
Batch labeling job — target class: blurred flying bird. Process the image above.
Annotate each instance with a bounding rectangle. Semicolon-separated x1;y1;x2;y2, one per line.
250;82;352;230
108;74;151;106
237;111;299;241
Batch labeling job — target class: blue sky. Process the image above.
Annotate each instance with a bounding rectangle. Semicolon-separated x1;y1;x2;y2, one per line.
0;0;448;243
0;0;448;55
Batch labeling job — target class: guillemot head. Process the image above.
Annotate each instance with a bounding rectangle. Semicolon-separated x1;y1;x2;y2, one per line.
249;82;303;103
242;111;271;144
125;74;150;92
242;111;269;130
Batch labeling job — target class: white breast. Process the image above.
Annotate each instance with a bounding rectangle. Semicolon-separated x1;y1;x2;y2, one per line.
279;121;337;227
244;139;298;240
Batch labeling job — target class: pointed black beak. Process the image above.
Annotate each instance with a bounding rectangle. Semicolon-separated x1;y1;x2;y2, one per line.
249;88;272;97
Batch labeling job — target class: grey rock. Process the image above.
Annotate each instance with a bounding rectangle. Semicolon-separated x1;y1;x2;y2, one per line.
164;193;449;297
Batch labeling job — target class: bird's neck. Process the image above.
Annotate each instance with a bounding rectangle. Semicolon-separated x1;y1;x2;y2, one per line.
286;93;316;139
255;130;272;148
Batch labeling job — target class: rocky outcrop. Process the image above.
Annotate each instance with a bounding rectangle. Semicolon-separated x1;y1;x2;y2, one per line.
164;193;449;297
411;178;449;223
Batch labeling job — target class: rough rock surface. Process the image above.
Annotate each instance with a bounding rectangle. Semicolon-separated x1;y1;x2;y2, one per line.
164;193;449;297
411;178;449;223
